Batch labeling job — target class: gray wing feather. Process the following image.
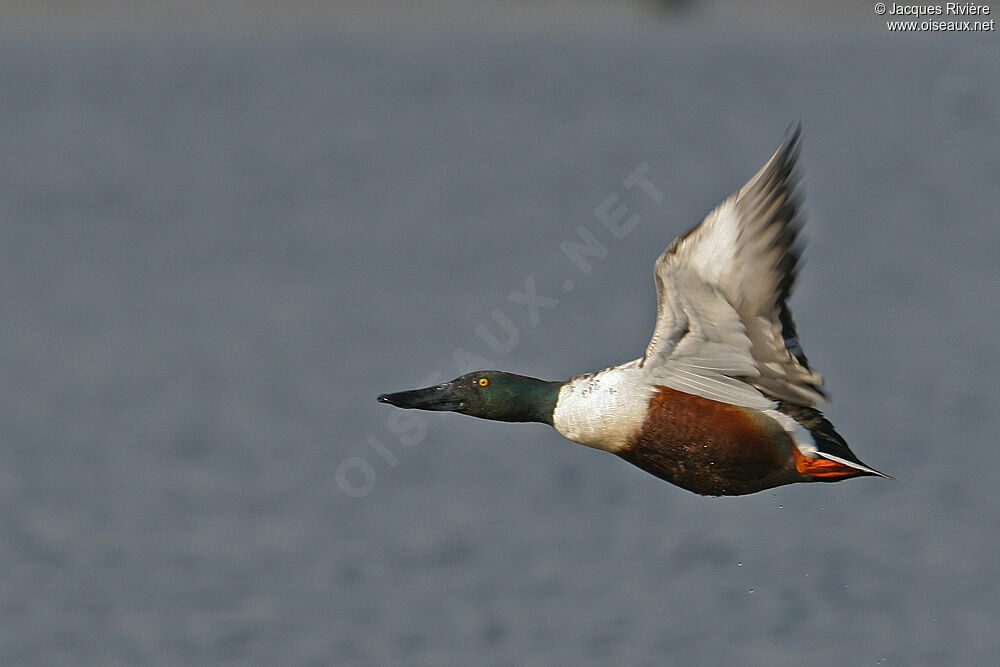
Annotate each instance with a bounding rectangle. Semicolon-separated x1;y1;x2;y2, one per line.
641;128;826;407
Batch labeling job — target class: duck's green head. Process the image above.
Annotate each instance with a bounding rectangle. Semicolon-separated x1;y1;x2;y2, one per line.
378;371;561;425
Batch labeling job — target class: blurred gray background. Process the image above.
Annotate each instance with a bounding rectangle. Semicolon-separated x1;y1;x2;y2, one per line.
1;1;998;664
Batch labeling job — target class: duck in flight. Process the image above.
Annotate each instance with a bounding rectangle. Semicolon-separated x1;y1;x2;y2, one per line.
378;129;890;496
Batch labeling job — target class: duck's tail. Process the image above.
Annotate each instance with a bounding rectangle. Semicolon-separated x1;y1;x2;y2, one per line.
776;401;894;480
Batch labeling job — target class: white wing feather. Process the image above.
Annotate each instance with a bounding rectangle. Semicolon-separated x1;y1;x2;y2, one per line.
640;128;826;407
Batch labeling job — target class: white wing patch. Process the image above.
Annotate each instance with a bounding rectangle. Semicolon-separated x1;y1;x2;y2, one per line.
644;267;775;410
640;128;825;408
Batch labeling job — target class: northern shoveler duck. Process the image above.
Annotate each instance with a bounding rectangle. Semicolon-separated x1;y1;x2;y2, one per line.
378;129;890;496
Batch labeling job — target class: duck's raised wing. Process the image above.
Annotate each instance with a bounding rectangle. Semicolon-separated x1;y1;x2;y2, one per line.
641;128;826;407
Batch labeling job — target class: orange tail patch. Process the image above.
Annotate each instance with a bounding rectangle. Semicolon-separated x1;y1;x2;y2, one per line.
792;445;862;479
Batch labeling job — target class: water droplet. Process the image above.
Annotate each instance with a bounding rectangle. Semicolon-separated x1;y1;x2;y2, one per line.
748;588;755;594
737;561;743;567
778;504;783;509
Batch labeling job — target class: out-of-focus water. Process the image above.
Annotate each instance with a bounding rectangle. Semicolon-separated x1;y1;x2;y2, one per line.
1;8;998;664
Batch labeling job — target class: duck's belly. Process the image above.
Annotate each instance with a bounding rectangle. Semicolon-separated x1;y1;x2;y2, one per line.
617;386;801;496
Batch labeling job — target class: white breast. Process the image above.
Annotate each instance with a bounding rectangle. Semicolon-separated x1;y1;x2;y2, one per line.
552;365;653;453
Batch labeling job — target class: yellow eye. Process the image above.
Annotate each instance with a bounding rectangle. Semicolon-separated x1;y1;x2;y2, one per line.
477;378;489;386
